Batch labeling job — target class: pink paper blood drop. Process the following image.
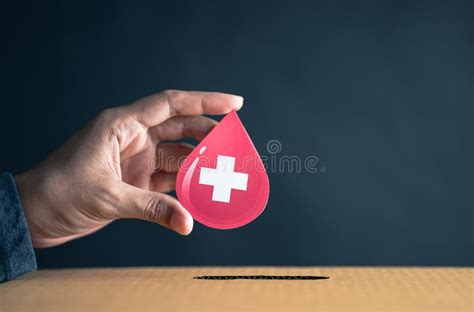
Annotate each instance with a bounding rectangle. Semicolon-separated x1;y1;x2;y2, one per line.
176;111;270;229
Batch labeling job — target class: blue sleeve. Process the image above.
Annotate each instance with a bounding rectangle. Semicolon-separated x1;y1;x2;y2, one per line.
0;172;37;282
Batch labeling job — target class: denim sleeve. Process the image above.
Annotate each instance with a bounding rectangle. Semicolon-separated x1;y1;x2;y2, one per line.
0;172;37;282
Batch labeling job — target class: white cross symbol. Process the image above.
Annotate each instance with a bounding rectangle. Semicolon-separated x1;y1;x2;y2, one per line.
199;155;249;203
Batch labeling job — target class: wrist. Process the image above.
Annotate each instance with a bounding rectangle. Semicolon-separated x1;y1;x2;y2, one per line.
15;169;52;247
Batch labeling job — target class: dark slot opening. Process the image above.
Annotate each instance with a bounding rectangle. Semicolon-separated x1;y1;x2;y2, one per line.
193;275;330;280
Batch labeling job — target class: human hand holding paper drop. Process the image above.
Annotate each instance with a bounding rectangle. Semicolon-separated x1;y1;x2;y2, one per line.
14;90;245;248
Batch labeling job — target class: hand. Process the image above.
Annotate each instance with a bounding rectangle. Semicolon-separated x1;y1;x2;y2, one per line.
15;90;243;248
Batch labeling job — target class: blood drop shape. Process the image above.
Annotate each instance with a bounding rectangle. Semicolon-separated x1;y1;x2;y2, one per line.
176;111;270;229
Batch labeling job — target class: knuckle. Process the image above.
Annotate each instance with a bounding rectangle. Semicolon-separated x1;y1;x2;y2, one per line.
161;89;182;115
161;89;178;98
97;107;130;136
110;117;129;137
98;108;117;123
143;196;168;222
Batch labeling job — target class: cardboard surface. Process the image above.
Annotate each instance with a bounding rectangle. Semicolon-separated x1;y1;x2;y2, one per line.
1;267;472;311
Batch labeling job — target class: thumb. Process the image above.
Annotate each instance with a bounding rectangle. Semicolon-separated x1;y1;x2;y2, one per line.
114;182;193;235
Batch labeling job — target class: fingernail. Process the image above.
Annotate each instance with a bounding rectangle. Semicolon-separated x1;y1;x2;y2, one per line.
171;213;193;235
236;95;244;107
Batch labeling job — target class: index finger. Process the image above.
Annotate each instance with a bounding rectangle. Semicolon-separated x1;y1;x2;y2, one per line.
128;90;244;127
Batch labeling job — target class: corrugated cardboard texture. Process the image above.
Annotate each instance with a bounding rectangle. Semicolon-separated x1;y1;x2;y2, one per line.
1;267;472;311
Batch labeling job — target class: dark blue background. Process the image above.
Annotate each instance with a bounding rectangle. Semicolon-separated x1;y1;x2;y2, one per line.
1;0;472;267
